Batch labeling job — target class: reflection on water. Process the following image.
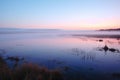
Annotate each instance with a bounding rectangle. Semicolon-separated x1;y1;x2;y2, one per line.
0;32;120;80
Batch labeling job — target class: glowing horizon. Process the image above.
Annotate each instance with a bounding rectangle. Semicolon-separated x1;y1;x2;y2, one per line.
0;0;120;30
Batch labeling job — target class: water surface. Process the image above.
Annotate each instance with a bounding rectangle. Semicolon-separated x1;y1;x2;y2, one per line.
0;31;120;80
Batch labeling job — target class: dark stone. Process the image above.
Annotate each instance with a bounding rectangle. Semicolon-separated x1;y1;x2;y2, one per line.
99;39;103;42
103;45;109;52
109;48;116;52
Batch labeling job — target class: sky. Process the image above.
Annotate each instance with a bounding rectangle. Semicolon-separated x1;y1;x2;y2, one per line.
0;0;120;30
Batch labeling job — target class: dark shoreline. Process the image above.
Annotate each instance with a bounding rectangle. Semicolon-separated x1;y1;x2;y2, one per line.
72;34;120;39
99;28;120;31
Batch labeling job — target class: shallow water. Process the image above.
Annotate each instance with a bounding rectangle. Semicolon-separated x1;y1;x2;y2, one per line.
0;31;120;80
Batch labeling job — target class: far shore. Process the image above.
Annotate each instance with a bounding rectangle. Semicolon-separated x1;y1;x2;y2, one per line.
72;34;120;39
98;28;120;31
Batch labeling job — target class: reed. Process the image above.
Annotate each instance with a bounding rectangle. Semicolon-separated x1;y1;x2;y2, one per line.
0;56;63;80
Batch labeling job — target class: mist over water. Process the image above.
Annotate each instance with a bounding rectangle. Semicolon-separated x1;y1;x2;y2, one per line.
0;30;120;80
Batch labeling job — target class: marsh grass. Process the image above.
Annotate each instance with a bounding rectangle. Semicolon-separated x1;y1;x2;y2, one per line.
0;56;63;80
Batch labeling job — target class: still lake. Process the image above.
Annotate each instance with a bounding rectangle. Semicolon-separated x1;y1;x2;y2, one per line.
0;30;120;80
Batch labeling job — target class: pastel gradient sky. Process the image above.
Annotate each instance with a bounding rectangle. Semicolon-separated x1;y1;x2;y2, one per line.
0;0;120;30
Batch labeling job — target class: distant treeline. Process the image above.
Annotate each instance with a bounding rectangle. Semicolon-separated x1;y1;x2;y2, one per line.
99;28;120;31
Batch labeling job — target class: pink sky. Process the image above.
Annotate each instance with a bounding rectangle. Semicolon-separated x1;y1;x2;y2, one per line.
1;0;120;30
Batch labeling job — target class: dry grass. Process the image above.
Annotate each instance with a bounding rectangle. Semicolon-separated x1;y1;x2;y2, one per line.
0;56;63;80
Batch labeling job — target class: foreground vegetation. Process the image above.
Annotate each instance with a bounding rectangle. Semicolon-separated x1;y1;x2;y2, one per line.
0;55;63;80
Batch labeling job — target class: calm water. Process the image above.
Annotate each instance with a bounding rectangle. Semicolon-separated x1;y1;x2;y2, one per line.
0;31;120;80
